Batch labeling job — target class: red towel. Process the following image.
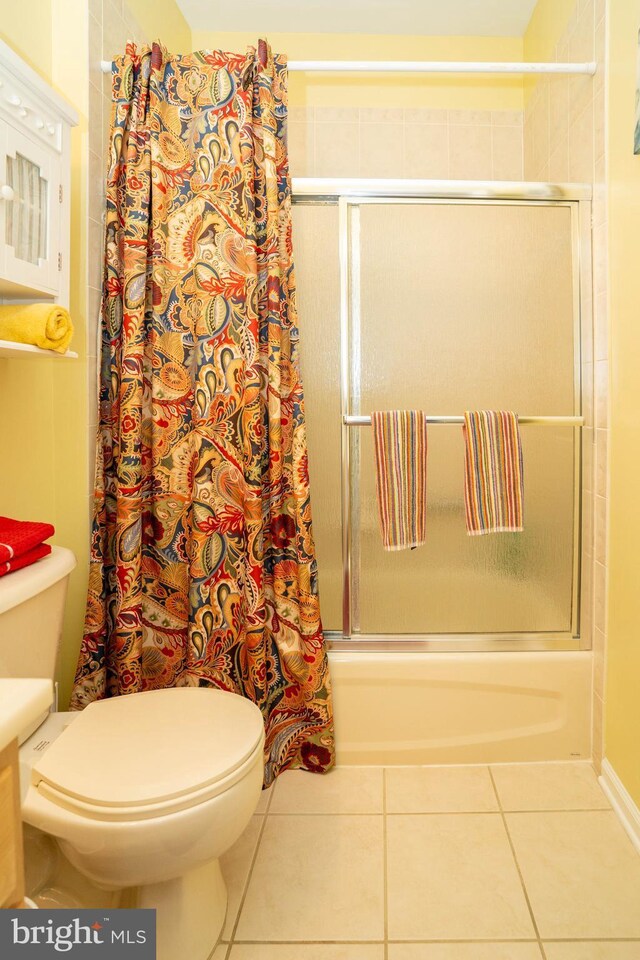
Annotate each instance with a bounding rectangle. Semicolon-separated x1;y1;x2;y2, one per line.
0;516;55;563
0;542;52;577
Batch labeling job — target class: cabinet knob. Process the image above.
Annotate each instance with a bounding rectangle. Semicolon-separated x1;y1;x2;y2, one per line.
0;184;15;201
6;94;21;107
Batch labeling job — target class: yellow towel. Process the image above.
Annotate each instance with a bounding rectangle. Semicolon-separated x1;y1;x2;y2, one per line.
0;303;74;354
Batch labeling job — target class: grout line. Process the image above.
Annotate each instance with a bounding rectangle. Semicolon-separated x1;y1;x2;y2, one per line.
383;767;388;960
226;937;640;945
221;939;640;945
226;804;272;947
488;767;548;960
265;807;611;816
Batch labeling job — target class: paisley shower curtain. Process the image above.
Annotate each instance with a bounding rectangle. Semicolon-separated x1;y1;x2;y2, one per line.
71;40;335;784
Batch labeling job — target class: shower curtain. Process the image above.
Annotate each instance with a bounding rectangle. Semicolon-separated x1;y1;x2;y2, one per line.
71;40;335;784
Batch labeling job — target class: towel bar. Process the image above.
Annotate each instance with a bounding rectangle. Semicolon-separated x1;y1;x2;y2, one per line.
343;415;584;426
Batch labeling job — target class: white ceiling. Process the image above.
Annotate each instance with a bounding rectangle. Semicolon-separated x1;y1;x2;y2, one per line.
178;0;539;37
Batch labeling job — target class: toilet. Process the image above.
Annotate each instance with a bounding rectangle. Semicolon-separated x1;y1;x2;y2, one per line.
1;546;265;960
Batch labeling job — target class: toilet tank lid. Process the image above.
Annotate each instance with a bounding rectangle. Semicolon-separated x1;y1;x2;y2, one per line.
0;547;76;614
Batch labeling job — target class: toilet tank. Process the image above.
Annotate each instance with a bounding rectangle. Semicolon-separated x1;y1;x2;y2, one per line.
0;547;77;682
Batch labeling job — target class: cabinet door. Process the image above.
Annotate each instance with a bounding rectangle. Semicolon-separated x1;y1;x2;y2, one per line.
0;739;25;908
0;120;61;297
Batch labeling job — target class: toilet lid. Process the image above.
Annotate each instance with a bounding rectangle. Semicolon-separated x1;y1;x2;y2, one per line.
32;688;264;815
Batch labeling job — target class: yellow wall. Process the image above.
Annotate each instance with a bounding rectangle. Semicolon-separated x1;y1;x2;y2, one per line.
192;31;525;110
524;0;575;61
0;0;53;79
606;0;640;807
522;0;575;101
127;0;191;50
0;0;90;708
0;0;190;707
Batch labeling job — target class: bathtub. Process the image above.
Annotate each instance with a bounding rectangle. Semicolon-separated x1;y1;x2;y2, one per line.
328;650;592;765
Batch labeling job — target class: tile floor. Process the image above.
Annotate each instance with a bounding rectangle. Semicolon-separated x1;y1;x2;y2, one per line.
213;763;640;960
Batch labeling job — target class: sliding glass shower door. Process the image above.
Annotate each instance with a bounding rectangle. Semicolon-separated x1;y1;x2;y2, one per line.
293;195;583;642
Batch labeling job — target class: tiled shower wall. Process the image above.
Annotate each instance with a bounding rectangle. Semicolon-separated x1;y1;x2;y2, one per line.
523;0;608;769
288;107;524;180
86;0;148;505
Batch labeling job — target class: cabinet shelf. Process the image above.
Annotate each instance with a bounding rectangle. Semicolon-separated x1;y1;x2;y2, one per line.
0;339;77;359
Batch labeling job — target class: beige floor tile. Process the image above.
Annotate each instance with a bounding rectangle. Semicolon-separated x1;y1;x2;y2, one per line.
387;814;534;940
385;765;498;813
388;945;542;960
254;784;273;814
544;945;640;960
235;815;384;941
270;767;384;814
212;947;228;960
491;763;610;811
506;811;640;938
219;817;263;939
229;947;384;960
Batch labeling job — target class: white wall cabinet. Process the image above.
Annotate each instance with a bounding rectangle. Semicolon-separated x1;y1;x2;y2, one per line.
0;39;77;304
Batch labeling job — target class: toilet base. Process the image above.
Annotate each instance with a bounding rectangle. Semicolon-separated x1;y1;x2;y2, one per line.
123;859;228;960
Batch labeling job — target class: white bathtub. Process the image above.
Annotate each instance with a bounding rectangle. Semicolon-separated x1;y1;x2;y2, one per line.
328;650;592;765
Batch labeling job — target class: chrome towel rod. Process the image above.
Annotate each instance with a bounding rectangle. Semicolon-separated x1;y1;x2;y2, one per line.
344;415;584;426
99;59;596;76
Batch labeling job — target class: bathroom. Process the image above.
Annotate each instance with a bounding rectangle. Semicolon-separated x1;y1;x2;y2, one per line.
0;0;639;956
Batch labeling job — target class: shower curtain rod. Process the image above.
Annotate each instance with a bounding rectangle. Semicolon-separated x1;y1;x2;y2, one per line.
99;59;596;76
344;415;584;426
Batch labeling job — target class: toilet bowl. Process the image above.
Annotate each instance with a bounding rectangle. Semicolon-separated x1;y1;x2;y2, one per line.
21;687;264;959
1;549;266;960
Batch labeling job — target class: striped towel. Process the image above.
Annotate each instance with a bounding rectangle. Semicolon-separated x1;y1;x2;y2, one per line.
462;411;524;535
372;410;428;550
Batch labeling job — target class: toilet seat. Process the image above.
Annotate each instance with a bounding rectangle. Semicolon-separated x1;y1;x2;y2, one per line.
30;688;265;822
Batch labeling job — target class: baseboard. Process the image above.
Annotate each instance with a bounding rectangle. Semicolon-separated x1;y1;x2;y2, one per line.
599;758;640;855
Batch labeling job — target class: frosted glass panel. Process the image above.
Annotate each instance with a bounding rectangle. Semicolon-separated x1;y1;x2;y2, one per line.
355;202;577;634
6;153;48;265
292;205;342;630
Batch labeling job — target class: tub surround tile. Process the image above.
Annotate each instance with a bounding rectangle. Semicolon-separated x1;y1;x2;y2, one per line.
361;106;403;123
388;945;542;960
385;765;498;814
490;762;610;811
544;946;640;960
287;120;314;177
236;814;384;941
449;123;492;180
506;811;640;939
315;106;360;124
404;123;449;179
449;109;492;126
386;813;534;940
595;428;608;496
315;122;360;178
404;107;450;124
269;766;384;815
491;125;524;180
359;122;404;178
491;110;524;126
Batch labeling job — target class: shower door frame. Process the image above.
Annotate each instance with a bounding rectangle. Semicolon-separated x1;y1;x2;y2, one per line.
292;179;593;653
